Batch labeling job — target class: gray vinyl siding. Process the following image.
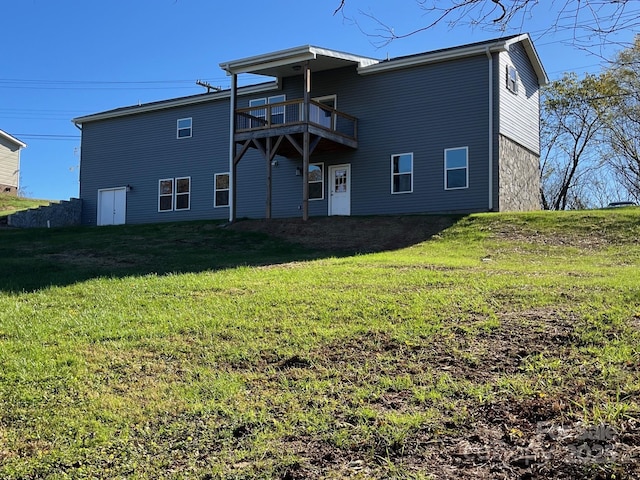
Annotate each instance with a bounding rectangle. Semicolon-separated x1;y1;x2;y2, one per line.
80;44;540;224
0;137;20;190
498;42;541;154
308;56;491;216
80;99;232;225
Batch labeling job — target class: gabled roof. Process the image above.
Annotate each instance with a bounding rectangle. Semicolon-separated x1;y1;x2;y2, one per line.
74;34;547;125
359;33;548;85
0;129;26;149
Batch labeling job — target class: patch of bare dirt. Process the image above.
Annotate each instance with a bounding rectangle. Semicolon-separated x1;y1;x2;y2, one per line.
228;215;460;252
268;308;640;479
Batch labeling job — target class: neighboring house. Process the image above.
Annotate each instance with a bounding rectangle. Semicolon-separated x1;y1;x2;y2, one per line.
73;34;547;226
0;130;26;195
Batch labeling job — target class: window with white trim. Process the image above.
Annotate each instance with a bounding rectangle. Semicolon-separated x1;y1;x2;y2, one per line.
159;179;174;211
214;173;229;207
177;118;192;138
158;177;191;211
506;65;518;94
308;163;324;200
391;153;413;194
249;94;286;127
444;147;469;190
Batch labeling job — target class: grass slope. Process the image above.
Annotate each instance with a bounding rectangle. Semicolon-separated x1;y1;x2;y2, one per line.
0;210;639;479
0;194;51;218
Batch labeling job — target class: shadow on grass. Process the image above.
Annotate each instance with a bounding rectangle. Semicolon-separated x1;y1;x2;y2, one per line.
0;215;462;293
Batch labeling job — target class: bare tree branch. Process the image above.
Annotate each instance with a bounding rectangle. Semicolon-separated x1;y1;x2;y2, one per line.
333;1;640;50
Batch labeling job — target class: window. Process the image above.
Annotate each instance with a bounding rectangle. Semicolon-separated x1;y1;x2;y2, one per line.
249;94;286;127
175;177;191;210
214;173;229;207
391;153;413;194
308;163;324;200
445;147;469;190
158;177;191;211
506;66;518;94
269;94;286;125
177;118;192;138
159;179;174;211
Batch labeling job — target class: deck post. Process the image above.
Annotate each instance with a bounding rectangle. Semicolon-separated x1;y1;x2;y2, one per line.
302;61;311;221
266;137;272;219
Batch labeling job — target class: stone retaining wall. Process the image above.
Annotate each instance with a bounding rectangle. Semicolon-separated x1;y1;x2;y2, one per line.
7;198;82;228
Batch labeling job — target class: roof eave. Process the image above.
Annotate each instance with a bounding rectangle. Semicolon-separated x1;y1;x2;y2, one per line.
0;129;26;149
358;42;507;75
72;81;279;125
505;34;549;86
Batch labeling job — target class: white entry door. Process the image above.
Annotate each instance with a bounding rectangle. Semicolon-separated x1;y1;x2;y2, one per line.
328;164;351;216
98;187;126;226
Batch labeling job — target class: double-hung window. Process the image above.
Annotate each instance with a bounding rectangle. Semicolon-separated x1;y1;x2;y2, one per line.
444;147;469;190
249;94;286;127
158;177;191;211
177;118;192;138
308;163;324;200
214;173;230;207
391;153;413;194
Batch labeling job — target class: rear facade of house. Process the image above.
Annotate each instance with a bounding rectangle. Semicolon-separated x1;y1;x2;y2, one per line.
75;34;547;226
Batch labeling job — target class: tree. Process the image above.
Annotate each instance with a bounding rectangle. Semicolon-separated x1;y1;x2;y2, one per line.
334;1;640;49
540;72;616;209
602;36;640;202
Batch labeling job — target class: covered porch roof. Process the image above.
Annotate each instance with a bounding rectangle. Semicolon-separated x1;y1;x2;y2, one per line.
219;45;379;79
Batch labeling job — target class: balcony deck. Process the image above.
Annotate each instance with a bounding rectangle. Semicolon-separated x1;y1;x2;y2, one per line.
234;99;358;158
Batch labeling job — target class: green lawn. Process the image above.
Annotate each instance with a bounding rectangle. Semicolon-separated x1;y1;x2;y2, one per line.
0;210;638;479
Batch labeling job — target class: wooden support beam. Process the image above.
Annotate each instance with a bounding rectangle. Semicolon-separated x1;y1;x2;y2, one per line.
252;138;266;158
284;134;304;157
266;137;272;220
302;61;311;221
233;138;253;166
309;135;321;156
269;136;284;162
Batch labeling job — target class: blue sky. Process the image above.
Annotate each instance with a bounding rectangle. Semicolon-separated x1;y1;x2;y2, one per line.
2;0;637;200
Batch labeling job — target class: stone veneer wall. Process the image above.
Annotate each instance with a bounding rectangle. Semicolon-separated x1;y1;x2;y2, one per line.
498;134;541;211
7;198;82;228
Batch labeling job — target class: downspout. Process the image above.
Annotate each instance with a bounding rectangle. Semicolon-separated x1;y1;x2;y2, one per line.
228;73;237;223
485;47;494;212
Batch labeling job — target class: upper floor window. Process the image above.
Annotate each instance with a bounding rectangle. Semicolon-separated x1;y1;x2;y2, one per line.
214;173;230;207
506;66;518;94
444;147;468;190
249;94;286;127
309;163;324;200
177;118;192;138
159;177;191;211
391;153;413;194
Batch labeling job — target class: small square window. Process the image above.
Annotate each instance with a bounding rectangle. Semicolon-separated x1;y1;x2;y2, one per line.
391;153;413;194
177;118;192;138
506;66;518;94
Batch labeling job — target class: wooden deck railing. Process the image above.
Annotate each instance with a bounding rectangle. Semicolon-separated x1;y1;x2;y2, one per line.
235;99;357;141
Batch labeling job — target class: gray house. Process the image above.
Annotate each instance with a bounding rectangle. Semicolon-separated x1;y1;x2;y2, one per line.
73;34;547;226
0;130;26;195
